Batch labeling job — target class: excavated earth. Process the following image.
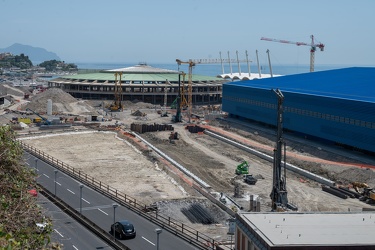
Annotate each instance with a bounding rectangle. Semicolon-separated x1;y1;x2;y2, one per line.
9;89;375;241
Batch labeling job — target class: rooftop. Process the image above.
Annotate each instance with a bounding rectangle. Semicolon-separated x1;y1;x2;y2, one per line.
105;64;178;74
58;64;223;82
240;212;375;246
226;67;375;103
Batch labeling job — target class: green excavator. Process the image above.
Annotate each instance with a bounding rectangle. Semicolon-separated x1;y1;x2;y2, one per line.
235;161;249;175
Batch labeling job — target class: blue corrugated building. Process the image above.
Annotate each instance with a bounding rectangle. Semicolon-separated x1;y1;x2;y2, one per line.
222;67;375;153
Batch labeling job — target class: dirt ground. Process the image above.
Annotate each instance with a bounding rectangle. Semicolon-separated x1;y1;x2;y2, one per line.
7;89;375;241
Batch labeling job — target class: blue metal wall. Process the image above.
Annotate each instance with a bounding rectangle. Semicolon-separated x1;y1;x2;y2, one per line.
222;68;375;153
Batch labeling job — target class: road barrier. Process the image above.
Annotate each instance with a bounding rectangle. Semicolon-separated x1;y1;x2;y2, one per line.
20;140;226;250
38;184;130;250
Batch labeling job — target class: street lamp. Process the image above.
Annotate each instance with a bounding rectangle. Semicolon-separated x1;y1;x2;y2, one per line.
54;170;58;196
79;184;84;214
112;203;118;239
155;228;162;250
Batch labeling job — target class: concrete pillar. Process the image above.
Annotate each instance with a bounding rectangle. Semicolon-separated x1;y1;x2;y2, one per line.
249;195;254;212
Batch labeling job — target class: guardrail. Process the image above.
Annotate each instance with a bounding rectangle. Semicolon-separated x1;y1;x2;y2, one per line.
20;140;225;250
38;183;130;250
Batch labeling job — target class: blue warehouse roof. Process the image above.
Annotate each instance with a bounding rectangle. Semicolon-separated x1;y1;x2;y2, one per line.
225;67;375;103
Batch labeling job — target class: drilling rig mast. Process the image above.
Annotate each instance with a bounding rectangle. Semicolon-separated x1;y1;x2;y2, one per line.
176;59;195;123
271;89;298;212
110;72;123;111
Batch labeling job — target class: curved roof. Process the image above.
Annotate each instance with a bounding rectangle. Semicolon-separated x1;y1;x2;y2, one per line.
59;64;222;82
106;64;178;74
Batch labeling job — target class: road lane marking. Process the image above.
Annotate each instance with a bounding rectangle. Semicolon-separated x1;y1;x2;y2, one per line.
98;208;108;215
72;245;78;250
82;198;90;204
142;236;155;246
43;174;50;178
67;189;75;194
56;181;61;186
25;162;29;166
54;229;64;237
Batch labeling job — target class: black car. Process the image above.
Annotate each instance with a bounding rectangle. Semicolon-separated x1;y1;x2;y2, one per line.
110;220;136;239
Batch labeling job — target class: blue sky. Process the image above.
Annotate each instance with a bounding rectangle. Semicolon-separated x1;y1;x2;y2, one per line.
1;0;374;66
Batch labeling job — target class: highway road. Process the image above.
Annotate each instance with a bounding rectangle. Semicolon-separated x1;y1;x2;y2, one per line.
37;193;114;250
24;152;200;250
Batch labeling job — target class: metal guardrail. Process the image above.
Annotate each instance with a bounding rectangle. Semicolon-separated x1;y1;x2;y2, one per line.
38;183;130;250
20;140;223;250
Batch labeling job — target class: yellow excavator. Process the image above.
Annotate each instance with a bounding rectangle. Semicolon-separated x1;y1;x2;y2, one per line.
352;182;375;204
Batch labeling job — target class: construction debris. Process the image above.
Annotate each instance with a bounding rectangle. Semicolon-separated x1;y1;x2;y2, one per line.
131;110;146;116
130;123;174;134
181;203;217;224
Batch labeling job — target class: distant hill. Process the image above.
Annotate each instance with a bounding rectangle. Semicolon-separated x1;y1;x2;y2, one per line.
0;43;61;64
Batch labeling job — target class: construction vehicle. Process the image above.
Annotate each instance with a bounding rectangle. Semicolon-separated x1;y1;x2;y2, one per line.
26;108;51;125
270;89;298;211
18;117;32;124
352;182;370;193
235;161;249;175
243;174;257;185
360;188;375;204
169;132;179;142
110;72;123;111
261;35;324;72
352;182;375;204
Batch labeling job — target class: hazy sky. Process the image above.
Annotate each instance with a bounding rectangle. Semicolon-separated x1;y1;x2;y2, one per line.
1;0;374;66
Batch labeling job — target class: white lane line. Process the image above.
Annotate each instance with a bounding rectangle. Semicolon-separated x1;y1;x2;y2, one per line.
54;229;64;237
43;174;50;178
72;245;78;250
98;208;108;215
56;181;61;186
82;198;90;204
142;236;155;246
26;162;29;166
67;189;75;194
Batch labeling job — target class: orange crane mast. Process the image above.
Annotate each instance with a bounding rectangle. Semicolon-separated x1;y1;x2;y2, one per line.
176;59;195;123
261;35;325;72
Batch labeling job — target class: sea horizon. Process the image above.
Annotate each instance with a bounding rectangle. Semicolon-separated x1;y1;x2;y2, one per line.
73;62;368;77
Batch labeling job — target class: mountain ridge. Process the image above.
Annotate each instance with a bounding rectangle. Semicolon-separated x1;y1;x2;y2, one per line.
0;43;61;64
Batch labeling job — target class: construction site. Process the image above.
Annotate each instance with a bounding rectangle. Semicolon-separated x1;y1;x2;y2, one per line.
1;69;375;243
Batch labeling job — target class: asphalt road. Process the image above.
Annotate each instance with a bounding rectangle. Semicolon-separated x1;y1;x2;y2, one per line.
37;193;113;250
24;152;200;250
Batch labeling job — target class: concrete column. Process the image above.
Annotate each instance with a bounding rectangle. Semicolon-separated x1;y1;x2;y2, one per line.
249;195;254;212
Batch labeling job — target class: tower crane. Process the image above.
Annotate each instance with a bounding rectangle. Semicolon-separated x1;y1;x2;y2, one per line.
261;35;325;72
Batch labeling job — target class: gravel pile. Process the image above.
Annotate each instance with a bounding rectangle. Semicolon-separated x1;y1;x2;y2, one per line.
0;84;25;97
23;88;81;114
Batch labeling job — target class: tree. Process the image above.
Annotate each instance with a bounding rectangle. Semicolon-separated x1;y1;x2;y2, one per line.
0;54;32;69
0;126;56;249
39;60;77;72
